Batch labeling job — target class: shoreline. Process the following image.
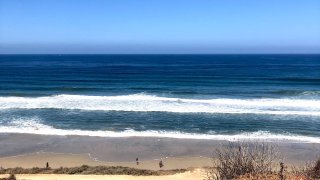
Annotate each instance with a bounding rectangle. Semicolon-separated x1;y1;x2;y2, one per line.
1;128;320;143
1;133;320;170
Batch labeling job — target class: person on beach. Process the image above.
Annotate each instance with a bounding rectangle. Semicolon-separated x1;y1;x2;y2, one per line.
136;157;139;165
159;159;164;168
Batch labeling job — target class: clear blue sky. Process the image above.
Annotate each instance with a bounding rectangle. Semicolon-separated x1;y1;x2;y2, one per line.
0;0;319;54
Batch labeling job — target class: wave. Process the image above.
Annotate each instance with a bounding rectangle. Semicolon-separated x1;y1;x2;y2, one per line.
271;90;320;96
300;91;320;95
0;94;320;115
0;118;319;143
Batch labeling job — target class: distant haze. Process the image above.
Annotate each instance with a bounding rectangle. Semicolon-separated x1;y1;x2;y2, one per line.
0;0;319;54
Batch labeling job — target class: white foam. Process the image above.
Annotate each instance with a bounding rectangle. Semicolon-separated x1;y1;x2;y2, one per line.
0;94;319;116
0;118;319;143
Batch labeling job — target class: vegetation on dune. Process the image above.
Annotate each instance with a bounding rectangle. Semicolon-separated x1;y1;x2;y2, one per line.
206;142;320;180
291;158;320;179
0;174;16;180
206;142;279;180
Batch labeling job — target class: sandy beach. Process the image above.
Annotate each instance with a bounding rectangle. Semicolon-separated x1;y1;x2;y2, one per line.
0;169;206;180
1;134;320;169
0;134;320;179
0;152;212;170
0;170;205;180
0;134;215;179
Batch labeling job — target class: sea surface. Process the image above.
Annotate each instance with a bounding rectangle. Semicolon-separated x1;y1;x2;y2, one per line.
0;54;320;143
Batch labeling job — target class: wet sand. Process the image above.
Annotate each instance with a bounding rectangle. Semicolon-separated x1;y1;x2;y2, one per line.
0;133;320;170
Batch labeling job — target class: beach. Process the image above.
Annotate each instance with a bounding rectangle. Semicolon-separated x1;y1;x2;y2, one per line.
0;134;212;179
0;170;205;180
0;134;320;179
1;134;320;169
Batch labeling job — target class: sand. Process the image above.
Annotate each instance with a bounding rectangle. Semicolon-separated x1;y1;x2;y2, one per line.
1;134;320;167
0;152;212;170
0;133;320;180
0;169;205;180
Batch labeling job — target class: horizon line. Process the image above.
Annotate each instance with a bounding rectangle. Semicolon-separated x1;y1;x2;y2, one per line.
1;53;320;55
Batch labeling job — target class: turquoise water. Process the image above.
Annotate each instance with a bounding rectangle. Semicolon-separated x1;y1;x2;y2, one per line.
0;54;320;142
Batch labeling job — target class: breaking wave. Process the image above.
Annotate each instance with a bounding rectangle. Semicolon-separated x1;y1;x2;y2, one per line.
0;94;320;116
0;118;319;143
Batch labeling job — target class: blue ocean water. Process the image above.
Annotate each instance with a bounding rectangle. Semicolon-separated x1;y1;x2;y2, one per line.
0;54;320;142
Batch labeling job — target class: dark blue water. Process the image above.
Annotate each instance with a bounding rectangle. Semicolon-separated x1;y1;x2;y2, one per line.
0;55;320;142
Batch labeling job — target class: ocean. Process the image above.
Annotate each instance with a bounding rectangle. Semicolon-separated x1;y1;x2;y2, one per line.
0;54;320;143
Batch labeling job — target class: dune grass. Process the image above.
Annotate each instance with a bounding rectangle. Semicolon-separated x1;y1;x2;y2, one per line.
206;142;320;180
0;174;16;180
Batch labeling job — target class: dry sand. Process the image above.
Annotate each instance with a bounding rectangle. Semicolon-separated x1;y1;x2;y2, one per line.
0;169;206;180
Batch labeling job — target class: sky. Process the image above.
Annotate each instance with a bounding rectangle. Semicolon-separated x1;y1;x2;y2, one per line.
0;0;320;54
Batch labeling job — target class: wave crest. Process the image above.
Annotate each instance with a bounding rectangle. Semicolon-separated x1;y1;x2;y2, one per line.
0;118;319;143
0;94;320;115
